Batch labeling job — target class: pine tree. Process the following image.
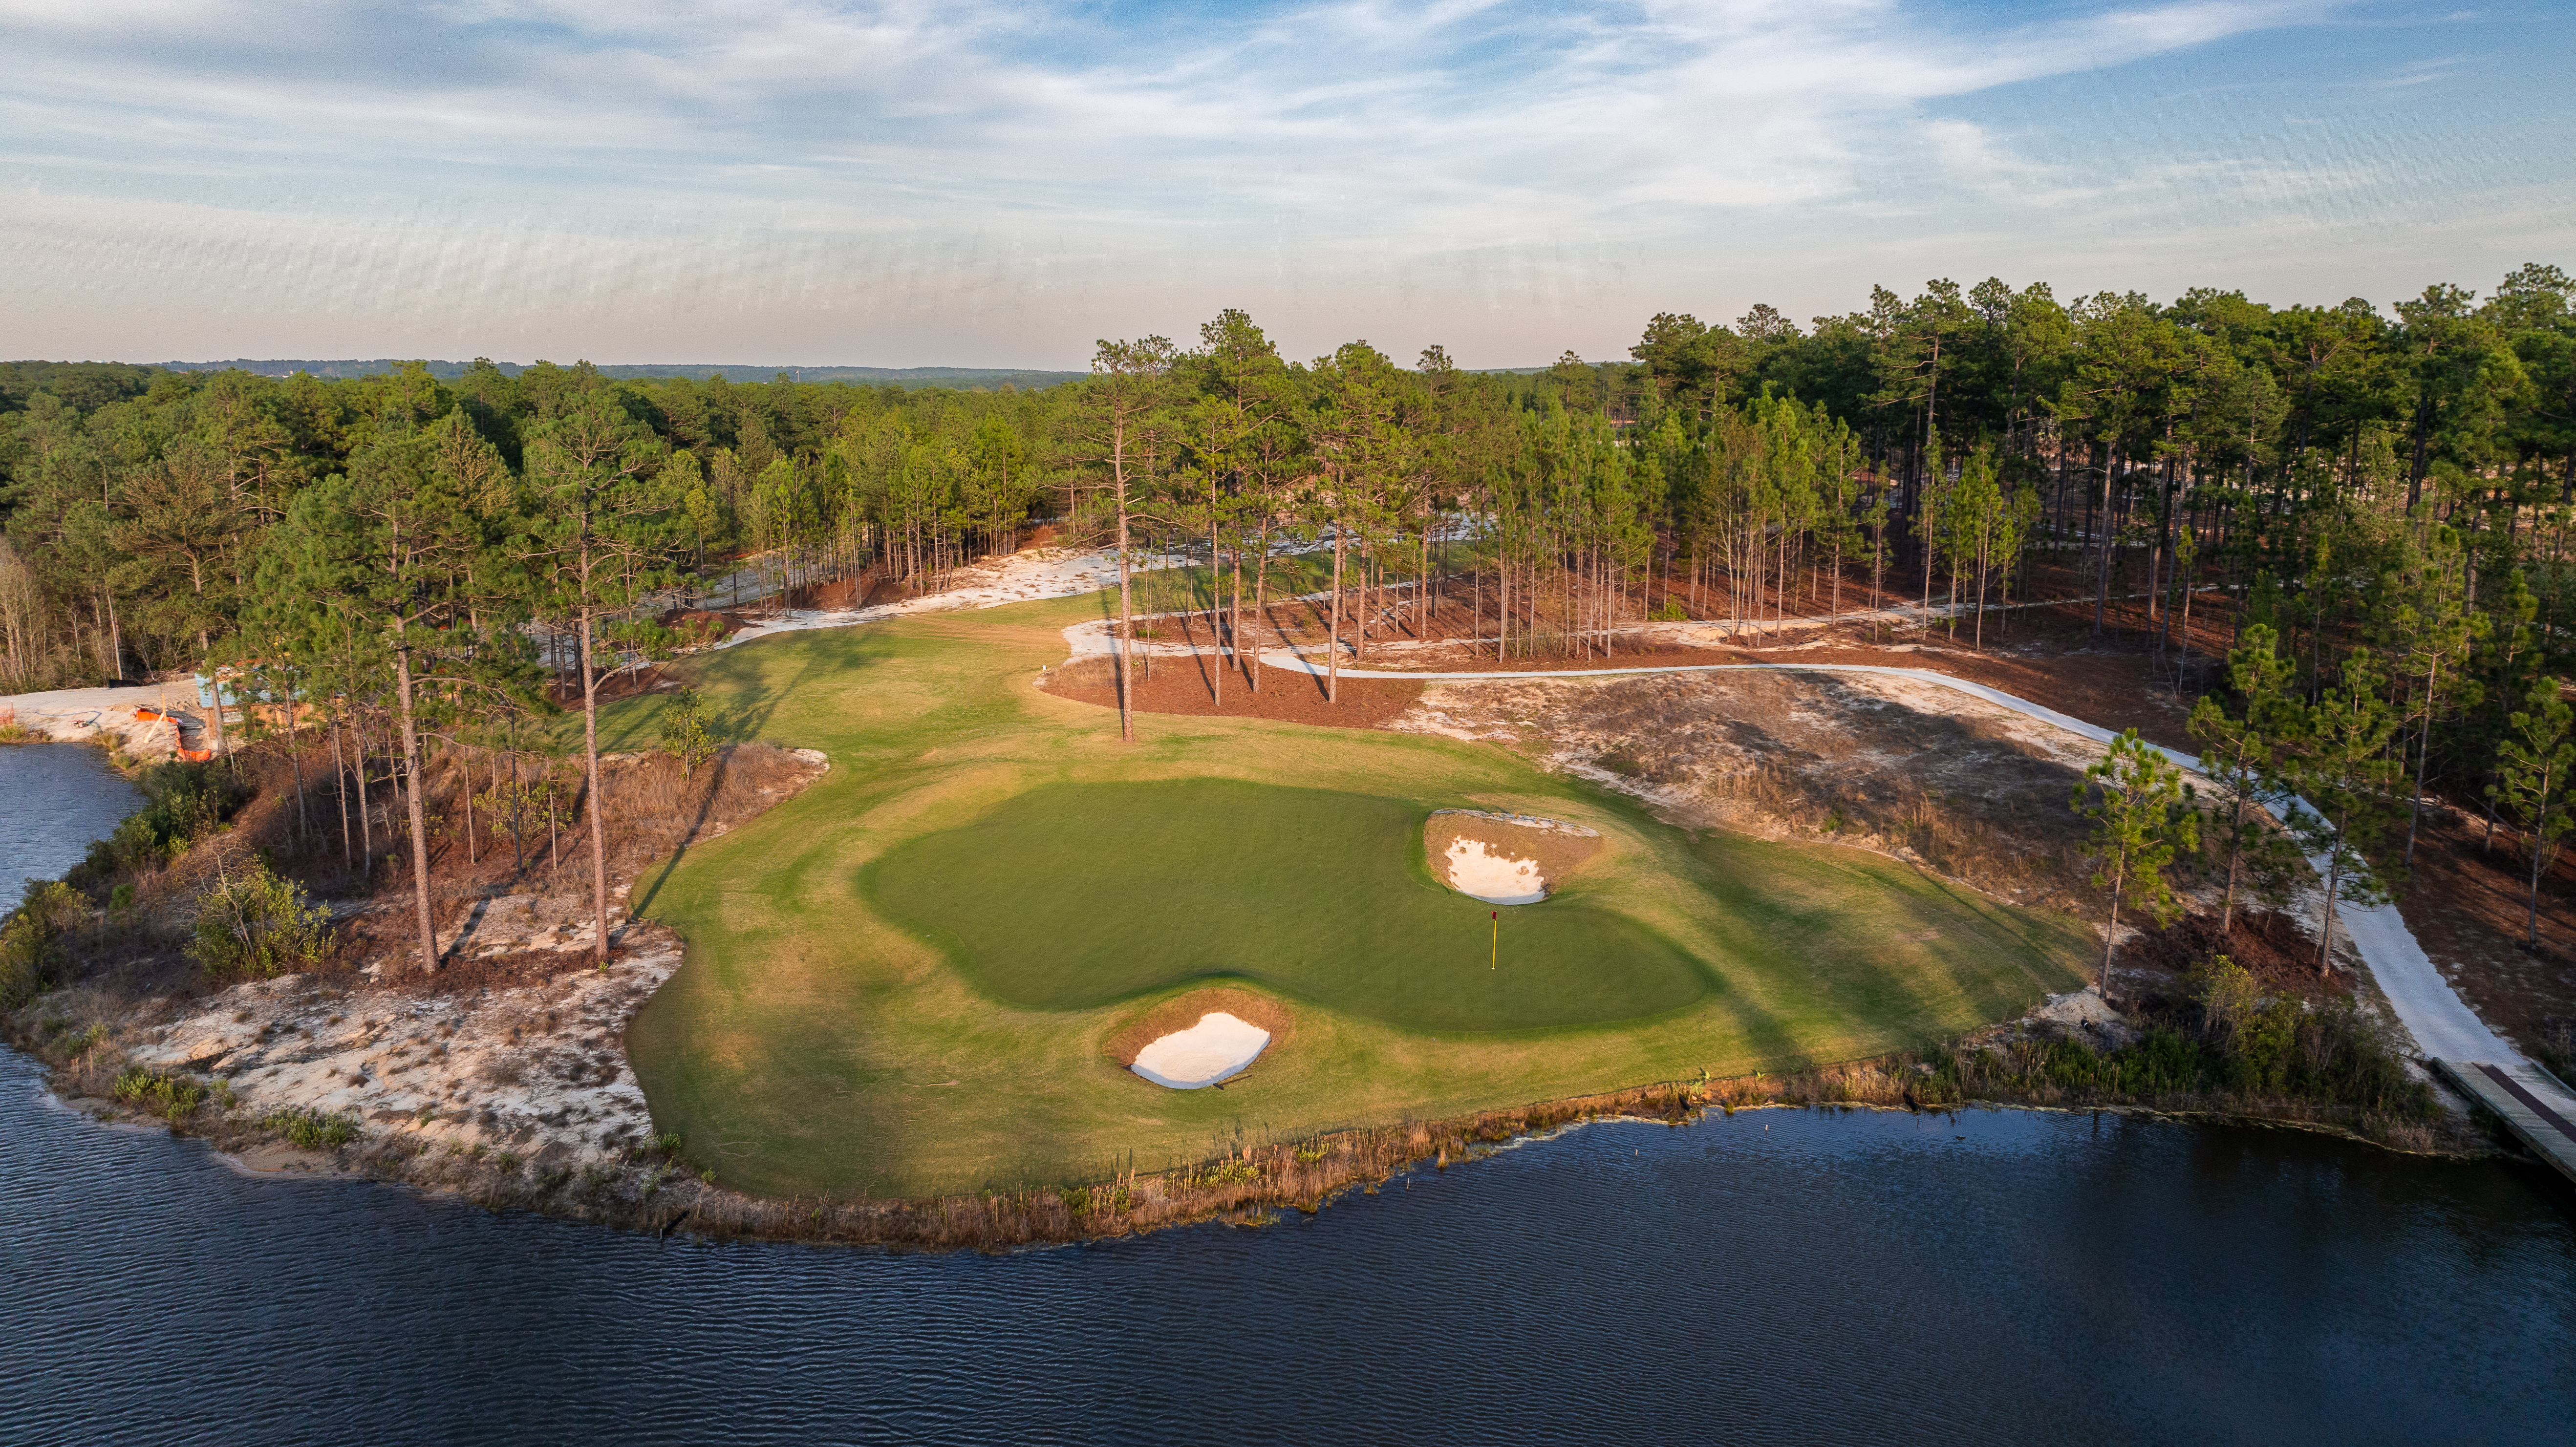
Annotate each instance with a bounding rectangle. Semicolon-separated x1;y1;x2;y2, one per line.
2187;624;2301;936
2071;730;2199;1004
2488;675;2575;950
2280;648;2406;978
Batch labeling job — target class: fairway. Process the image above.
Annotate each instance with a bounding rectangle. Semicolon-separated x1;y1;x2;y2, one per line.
866;779;1706;1031
606;588;2092;1199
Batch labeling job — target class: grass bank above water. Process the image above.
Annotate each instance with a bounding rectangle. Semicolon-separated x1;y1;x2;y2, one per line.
606;590;2094;1200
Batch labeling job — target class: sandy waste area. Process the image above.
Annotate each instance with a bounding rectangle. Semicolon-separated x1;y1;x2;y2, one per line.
115;924;686;1170
718;545;1192;652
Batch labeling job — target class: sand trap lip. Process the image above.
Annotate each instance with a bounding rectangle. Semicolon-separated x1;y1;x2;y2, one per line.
1130;1011;1271;1089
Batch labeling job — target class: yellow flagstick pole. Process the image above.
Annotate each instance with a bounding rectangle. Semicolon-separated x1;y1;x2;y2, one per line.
1490;910;1498;970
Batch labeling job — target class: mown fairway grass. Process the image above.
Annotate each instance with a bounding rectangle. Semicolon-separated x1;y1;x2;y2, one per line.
606;591;2092;1199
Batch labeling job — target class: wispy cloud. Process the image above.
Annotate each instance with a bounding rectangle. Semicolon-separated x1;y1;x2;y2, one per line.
1;0;2554;362
0;0;2321;244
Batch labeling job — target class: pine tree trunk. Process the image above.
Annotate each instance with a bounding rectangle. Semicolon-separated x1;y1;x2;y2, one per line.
1116;490;1136;742
2318;841;2343;978
1328;523;1343;704
580;599;612;965
1251;517;1269;694
1209;513;1222;705
394;648;439;973
332;714;352;868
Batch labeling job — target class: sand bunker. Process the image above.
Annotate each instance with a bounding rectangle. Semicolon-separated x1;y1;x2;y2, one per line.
1426;809;1602;905
1130;1012;1272;1089
1443;839;1547;904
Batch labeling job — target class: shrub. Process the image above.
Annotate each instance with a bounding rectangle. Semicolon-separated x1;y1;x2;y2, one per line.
186;860;332;981
0;880;88;1009
76;759;246;879
658;688;717;780
262;1108;358;1149
113;1066;208;1117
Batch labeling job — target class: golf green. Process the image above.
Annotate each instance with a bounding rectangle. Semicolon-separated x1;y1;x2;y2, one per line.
864;778;1708;1031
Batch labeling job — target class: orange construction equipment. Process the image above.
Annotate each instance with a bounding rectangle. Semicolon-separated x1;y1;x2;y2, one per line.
178;747;215;763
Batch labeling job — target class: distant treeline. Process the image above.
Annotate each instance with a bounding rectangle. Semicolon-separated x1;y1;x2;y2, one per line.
26;359;1090;390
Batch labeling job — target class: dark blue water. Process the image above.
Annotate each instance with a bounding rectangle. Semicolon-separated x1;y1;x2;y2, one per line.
0;743;136;911
5;1043;2570;1446
6;745;2573;1441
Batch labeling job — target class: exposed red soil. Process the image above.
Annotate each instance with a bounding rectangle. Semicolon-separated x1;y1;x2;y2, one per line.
2390;809;2576;1052
373;941;626;997
1198;563;2231;752
1038;654;1421;729
2115;909;2352;1003
782;577;862;610
658;606;753;639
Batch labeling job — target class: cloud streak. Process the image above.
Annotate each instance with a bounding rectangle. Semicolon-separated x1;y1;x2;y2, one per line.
0;0;2555;362
3;1;2319;236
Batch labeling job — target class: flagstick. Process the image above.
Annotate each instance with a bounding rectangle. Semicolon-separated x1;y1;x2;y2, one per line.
1490;910;1498;970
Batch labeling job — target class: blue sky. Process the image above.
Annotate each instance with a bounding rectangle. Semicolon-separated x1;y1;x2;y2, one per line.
2;0;2568;367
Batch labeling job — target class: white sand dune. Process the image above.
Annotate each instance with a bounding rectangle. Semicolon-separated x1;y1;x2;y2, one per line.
1131;1012;1271;1089
1442;838;1546;905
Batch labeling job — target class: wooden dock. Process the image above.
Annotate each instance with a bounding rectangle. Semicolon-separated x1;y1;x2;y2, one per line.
2436;1060;2576;1186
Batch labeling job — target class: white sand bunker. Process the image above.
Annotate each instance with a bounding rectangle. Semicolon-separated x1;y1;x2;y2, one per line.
1427;809;1602;906
1130;1012;1272;1089
1443;839;1547;905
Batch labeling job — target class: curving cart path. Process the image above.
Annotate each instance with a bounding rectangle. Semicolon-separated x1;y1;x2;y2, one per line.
1236;647;2530;1072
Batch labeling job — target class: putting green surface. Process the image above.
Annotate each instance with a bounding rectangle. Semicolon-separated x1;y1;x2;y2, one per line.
866;779;1705;1031
607;589;2092;1199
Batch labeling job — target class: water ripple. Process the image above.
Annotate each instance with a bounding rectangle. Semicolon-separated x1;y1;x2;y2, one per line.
5;1051;2573;1444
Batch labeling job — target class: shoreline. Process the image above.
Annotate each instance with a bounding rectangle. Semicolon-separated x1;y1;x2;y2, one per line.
4;1012;2507;1255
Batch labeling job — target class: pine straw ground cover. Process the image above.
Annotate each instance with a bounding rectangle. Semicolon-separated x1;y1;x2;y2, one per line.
593;588;2092;1202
